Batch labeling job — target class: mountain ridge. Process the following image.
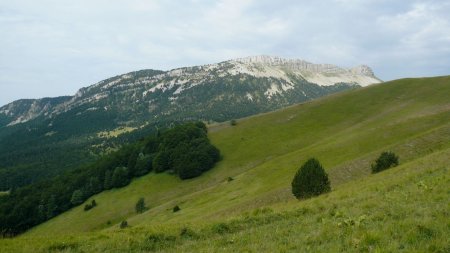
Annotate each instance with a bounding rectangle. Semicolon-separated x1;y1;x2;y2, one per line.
0;56;380;126
233;55;377;78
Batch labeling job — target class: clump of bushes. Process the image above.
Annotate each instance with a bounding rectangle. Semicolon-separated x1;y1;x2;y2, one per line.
152;122;221;179
230;119;237;126
211;222;232;235
291;158;331;199
173;205;181;213
120;220;128;229
371;151;399;173
84;199;97;211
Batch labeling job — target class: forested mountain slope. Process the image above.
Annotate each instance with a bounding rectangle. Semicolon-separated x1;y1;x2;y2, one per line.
0;56;380;190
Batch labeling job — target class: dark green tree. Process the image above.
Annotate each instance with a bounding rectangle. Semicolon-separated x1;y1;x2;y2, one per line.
371;151;399;173
46;195;57;219
143;137;159;154
70;189;84;205
111;167;130;188
135;197;147;213
37;199;46;221
291;158;331;199
175;152;202;179
153;151;170;173
88;177;102;195
161;126;220;179
134;154;153;176
127;150;139;176
103;170;112;190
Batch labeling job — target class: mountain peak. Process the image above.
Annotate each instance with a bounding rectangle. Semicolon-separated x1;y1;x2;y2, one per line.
350;65;377;78
231;55;378;79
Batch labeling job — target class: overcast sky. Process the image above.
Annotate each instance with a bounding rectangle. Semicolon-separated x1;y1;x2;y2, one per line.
0;0;449;106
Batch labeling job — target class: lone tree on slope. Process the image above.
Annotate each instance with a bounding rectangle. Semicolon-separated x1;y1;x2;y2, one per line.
371;151;399;173
291;158;331;199
135;197;147;214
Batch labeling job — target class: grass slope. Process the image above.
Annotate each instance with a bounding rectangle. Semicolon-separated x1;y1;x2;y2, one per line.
3;148;448;252
1;76;449;252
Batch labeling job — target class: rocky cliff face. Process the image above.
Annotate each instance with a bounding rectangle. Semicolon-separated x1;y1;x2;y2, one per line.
0;97;72;126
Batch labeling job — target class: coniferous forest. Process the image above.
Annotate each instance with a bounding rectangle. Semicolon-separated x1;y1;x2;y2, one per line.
0;122;220;236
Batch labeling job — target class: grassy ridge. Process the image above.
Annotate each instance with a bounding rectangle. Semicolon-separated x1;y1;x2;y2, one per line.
1;76;449;251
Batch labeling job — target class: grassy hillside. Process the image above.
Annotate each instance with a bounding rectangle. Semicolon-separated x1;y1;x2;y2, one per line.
2;148;448;252
1;76;449;252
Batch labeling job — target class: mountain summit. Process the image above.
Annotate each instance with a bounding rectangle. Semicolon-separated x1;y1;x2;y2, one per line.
0;56;381;126
232;55;379;84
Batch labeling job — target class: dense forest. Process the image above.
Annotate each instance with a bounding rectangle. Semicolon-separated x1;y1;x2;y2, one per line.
0;122;220;236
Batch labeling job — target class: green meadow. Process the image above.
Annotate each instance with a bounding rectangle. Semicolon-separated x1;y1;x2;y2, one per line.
1;76;449;252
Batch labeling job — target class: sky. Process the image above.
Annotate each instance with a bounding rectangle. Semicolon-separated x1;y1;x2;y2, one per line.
0;0;449;106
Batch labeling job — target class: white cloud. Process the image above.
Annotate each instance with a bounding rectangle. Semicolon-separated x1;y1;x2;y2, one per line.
0;0;449;105
377;2;450;48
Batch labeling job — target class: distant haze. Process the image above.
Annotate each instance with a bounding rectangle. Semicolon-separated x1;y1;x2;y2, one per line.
1;0;449;106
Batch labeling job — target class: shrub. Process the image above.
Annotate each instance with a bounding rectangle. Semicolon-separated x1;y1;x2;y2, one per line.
120;220;128;229
180;227;198;239
230;119;237;126
135;197;147;214
142;233;177;251
173;205;181;212
291;158;331;199
84;199;97;211
371;151;399;173
211;222;231;234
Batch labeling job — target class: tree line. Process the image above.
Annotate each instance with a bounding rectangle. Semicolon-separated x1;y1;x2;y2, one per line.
0;122;220;236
